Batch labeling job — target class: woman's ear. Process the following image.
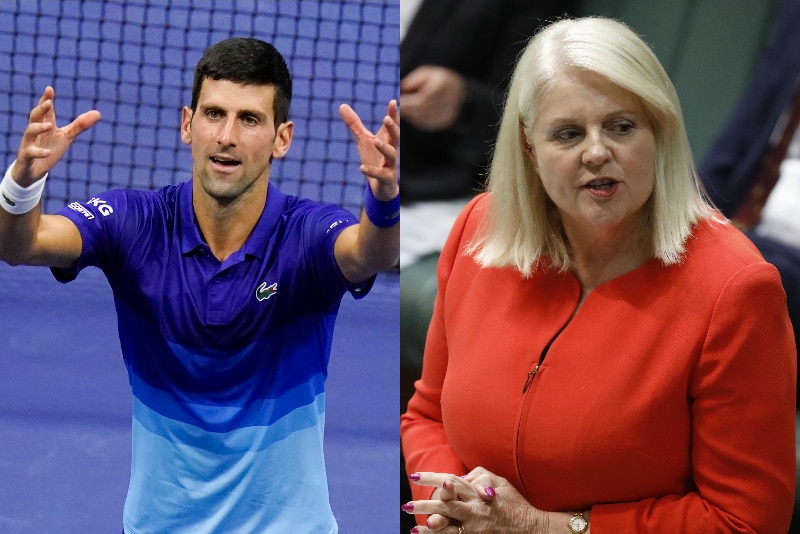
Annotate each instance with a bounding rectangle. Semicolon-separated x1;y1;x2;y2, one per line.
519;121;536;169
518;121;532;153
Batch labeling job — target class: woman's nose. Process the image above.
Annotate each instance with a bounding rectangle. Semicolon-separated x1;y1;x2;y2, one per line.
581;131;611;166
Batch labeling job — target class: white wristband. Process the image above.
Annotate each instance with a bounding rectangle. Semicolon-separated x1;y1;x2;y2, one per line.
0;161;48;215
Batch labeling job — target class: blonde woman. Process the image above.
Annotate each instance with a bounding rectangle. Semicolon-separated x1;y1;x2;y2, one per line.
401;17;796;534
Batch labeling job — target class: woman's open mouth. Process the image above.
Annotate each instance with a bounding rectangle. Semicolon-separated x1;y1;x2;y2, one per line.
584;178;619;197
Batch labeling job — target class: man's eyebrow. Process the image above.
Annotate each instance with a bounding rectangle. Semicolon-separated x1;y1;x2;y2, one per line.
237;109;268;120
199;103;268;119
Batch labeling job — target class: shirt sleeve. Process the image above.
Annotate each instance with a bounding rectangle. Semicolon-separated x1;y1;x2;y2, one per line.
50;189;134;283
302;202;375;300
400;196;485;499
590;262;796;534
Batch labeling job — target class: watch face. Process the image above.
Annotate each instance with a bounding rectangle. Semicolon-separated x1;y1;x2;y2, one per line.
569;515;588;532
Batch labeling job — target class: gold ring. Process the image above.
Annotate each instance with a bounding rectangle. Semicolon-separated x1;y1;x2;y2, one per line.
458;526;466;534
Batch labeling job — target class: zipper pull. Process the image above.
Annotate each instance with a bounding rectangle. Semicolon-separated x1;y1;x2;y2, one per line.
522;364;540;393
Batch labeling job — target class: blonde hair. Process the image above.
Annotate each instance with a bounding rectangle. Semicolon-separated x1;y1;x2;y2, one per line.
468;17;717;276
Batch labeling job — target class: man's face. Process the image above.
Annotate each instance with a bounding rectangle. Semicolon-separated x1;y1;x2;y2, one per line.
181;78;292;203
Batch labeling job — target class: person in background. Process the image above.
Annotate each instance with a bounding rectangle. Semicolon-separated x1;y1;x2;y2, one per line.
401;17;795;534
399;0;575;267
700;0;800;408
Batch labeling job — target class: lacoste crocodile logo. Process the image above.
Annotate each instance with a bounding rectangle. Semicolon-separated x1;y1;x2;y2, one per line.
255;282;278;302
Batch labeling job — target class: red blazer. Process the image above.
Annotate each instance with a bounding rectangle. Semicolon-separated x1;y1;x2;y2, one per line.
401;193;796;533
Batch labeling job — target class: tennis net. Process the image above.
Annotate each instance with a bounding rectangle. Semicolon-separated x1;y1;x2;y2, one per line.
0;0;399;215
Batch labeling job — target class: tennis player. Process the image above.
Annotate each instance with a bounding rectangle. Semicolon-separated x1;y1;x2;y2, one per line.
0;38;398;533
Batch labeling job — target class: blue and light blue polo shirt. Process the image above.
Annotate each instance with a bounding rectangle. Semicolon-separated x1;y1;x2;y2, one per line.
53;180;370;533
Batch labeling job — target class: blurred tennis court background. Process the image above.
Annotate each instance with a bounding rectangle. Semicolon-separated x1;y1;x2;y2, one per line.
1;0;398;214
0;1;399;532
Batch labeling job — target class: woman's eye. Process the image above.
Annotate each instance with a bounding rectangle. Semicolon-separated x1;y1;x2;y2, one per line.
554;129;581;141
610;121;634;134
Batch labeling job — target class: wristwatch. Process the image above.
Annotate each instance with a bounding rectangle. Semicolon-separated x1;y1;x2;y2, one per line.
568;512;588;533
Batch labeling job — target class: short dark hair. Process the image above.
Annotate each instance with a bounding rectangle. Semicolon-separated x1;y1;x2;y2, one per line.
191;38;292;125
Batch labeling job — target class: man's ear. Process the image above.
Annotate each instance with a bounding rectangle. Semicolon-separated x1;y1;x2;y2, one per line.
180;106;193;145
271;121;294;159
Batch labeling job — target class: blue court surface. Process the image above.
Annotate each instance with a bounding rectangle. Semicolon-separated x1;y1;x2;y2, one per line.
0;262;399;533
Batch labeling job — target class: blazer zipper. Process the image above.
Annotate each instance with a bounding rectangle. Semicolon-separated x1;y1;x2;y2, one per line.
522;342;552;393
515;302;580;492
515;337;555;492
521;300;581;393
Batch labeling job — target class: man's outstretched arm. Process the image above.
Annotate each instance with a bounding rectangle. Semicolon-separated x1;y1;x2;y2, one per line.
0;86;100;267
334;99;400;284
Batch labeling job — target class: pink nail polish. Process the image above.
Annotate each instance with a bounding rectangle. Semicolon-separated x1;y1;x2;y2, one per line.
485;486;496;497
409;473;421;481
411;528;420;534
442;480;449;490
401;502;414;512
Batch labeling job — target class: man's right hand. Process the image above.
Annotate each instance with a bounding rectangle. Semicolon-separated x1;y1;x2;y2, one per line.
13;86;101;187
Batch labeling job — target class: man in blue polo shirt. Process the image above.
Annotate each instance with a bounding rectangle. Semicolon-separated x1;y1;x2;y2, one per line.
0;38;399;533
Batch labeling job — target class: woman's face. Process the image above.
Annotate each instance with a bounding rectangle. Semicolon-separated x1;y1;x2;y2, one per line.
525;69;656;239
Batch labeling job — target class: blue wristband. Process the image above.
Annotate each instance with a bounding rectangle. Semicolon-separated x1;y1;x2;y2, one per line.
363;185;400;228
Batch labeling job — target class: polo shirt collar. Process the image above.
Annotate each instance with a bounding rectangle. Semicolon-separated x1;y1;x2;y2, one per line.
179;180;288;260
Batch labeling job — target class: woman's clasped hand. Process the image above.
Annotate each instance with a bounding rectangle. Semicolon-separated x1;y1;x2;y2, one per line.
403;468;566;534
